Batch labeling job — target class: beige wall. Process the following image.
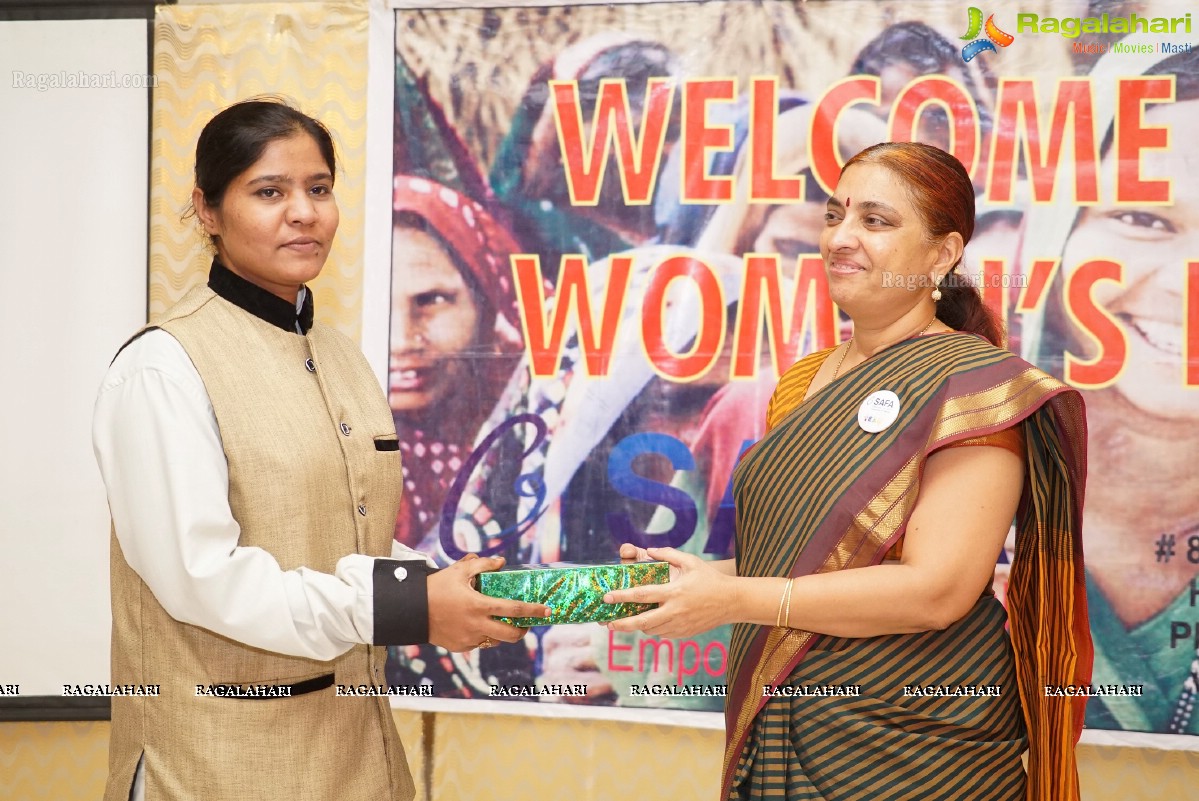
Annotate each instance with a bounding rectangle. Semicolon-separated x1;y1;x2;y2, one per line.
1;712;1197;800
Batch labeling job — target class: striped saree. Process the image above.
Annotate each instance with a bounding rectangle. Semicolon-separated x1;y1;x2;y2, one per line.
723;333;1091;800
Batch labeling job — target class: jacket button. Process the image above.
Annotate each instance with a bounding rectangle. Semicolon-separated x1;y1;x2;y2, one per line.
340;423;352;436
393;566;407;582
305;359;316;373
358;504;367;516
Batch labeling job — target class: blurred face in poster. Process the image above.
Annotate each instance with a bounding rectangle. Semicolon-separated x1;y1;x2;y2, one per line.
849;20;990;155
389;224;482;415
1059;99;1199;423
963;210;1022;275
873;61;970;150
520;37;678;245
1045;92;1199;633
752;201;826;265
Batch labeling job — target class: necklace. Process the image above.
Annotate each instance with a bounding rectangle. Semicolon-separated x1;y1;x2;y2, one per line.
832;317;938;380
1169;655;1199;734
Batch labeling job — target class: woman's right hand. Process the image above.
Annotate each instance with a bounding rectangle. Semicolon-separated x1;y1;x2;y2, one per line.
605;547;734;639
426;554;550;652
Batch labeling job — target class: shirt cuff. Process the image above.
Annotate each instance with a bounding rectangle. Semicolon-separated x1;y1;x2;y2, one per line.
372;559;437;645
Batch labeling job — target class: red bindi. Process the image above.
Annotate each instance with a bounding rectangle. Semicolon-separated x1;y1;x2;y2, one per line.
846;197;851;207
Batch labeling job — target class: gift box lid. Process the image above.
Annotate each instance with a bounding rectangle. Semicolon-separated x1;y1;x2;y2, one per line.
477;559;669;626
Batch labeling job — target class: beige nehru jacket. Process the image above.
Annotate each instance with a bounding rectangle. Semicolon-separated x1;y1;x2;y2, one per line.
105;285;416;801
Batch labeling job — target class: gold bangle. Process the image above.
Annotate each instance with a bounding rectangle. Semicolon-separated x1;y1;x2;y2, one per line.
775;577;793;628
781;579;793;628
783;578;795;629
775;578;790;627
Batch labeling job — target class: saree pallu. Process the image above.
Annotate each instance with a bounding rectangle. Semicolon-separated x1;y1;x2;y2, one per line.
723;333;1091;801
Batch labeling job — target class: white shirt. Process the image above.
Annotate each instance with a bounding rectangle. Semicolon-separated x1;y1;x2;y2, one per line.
92;328;431;664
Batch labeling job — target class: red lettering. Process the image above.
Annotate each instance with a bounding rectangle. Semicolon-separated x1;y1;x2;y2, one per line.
681;79;736;203
642;256;726;381
704;640;727;676
1015;259;1060;314
810;77;881;194
1188;262;1199;387
987;78;1098;203
732;255;837;379
513;254;632;378
890;76;980;178
749;78;802;202
677;640;701;684
609;632;727;681
550;78;675;205
607;629;633;673
639;638;674;672
1064;260;1126;388
1115;77;1174;203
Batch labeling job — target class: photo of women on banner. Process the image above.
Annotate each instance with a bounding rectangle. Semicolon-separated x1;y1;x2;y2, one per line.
382;0;1199;744
387;174;555;698
1020;42;1199;735
492;34;683;274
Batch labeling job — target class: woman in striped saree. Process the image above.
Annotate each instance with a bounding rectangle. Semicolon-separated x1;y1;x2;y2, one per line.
606;142;1092;800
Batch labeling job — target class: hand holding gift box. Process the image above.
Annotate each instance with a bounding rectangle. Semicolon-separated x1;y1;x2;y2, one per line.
603;545;741;639
428;555;552;651
477;559;670;626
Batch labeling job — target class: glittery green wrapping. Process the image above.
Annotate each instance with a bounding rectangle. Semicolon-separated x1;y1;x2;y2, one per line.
477;561;670;625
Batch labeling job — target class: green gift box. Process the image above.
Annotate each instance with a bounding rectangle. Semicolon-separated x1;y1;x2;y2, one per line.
477;561;670;626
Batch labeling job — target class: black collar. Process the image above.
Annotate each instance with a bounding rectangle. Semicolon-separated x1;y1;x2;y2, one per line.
207;259;314;334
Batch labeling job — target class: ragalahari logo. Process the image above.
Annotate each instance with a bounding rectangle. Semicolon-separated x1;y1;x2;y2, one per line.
960;7;1015;62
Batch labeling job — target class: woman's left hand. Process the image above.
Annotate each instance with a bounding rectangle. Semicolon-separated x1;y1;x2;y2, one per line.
603;547;734;639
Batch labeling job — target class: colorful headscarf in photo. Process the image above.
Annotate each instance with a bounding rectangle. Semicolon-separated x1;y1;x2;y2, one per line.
391;176;528;547
393;175;525;352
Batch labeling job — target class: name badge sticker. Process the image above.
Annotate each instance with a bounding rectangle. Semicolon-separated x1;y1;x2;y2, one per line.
858;390;900;433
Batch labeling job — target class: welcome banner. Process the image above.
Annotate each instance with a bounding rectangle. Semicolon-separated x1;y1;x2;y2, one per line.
379;0;1199;744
